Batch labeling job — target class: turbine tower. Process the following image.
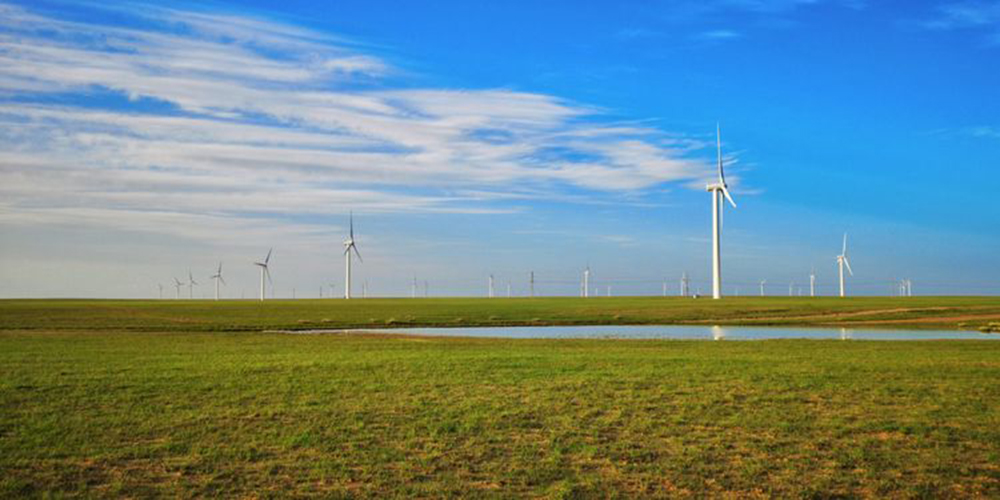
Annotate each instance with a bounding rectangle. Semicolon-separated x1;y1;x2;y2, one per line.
681;272;690;297
173;277;183;299
187;271;198;299
157;283;163;300
210;262;225;301
836;233;854;297
489;274;495;298
759;279;767;297
583;266;591;298
253;248;272;302
810;267;816;297
529;271;535;298
706;124;738;300
343;213;362;299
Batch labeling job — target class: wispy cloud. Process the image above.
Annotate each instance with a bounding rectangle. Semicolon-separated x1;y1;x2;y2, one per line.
0;1;723;246
920;1;1000;44
698;29;743;40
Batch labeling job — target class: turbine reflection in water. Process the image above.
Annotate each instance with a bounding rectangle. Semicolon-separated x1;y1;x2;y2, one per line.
711;325;726;341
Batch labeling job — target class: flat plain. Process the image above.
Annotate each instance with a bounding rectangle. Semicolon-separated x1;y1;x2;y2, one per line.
2;297;999;497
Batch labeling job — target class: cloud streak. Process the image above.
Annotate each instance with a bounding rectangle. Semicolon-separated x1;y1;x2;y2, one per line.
0;2;723;250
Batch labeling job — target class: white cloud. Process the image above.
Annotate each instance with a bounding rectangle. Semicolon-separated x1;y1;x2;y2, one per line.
0;1;721;249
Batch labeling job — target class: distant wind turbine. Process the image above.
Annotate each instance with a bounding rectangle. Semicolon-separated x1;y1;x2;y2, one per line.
157;283;163;300
173;277;183;299
707;123;737;300
810;267;816;297
836;233;854;297
187;271;198;299
488;274;495;298
343;213;362;299
759;279;767;297
529;271;535;298
681;272;690;297
253;248;273;301
583;266;591;298
210;262;225;301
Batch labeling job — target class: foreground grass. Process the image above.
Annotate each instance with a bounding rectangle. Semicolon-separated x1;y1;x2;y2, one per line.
2;331;999;497
2;296;1000;332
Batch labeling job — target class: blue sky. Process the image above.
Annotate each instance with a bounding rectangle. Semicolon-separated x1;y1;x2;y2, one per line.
1;0;998;298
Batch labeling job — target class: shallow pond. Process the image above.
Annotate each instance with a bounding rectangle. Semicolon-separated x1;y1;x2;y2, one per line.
287;325;999;341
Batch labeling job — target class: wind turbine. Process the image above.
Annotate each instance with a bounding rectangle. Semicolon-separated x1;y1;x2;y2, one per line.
759;279;767;297
488;274;495;298
681;272;690;297
810;267;816;297
173;277;183;299
157;283;163;300
706;124;737;300
529;271;535;298
187;271;198;299
836;233;854;297
583;266;591;298
253;248;272;302
210;262;225;301
343;213;362;299
412;276;418;298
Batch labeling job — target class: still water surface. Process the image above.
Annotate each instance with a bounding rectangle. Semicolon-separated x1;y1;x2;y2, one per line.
293;325;998;341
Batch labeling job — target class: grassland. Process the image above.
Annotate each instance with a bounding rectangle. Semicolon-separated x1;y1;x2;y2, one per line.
2;295;1000;332
2;297;1000;497
2;331;999;497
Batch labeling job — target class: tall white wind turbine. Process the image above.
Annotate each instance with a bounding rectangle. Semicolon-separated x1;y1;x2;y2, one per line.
759;279;767;297
187;271;198;299
253;248;273;302
810;267;816;297
583;266;591;298
681;272;690;297
836;233;854;297
489;274;495;298
343;213;362;299
706;124;737;300
210;262;225;301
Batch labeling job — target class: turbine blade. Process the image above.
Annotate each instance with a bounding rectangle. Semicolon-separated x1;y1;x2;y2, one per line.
716;122;725;185
220;276;227;286
265;248;272;265
352;244;363;263
844;257;854;276
721;185;737;208
349;211;354;239
842;233;848;255
265;266;273;284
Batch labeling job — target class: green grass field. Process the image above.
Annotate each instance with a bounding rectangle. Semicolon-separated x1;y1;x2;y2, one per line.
2;296;1000;331
2;298;999;497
